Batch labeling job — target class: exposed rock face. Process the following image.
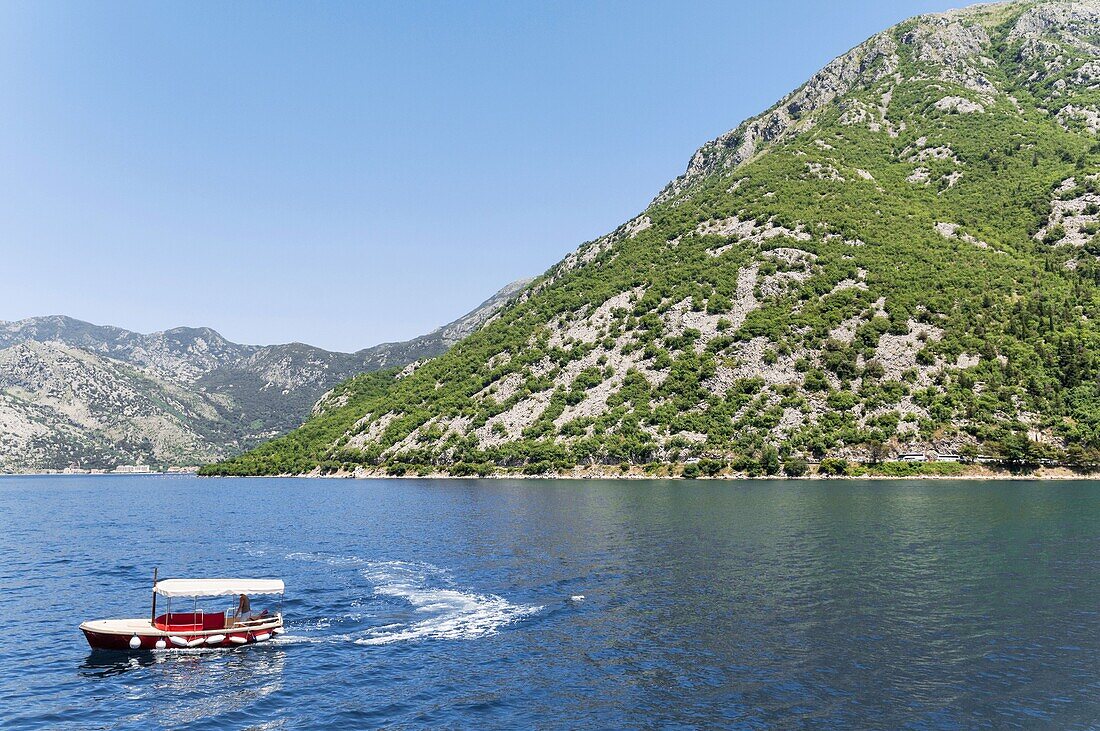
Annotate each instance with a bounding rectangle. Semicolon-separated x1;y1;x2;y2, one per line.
1057;104;1100;133
0;279;531;471
1009;1;1100;52
935;95;985;113
655;32;901;203
1035;175;1100;251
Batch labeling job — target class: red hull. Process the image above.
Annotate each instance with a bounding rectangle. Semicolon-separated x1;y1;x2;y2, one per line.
82;628;141;651
80;616;282;651
81;628;268;651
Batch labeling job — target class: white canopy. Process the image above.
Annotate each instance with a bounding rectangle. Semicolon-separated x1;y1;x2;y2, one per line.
154;578;284;598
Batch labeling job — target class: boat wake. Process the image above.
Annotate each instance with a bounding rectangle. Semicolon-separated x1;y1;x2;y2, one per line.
283;554;540;646
354;561;541;645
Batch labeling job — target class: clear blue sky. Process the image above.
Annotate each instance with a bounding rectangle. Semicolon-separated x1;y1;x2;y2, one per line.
0;0;965;352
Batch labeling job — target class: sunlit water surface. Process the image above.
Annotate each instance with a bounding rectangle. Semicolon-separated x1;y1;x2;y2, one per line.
2;476;1100;729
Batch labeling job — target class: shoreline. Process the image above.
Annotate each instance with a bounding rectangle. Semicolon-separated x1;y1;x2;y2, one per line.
7;465;1100;481
213;464;1100;481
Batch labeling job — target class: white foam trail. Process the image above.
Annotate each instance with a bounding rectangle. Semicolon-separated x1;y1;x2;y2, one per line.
233;542;267;557
273;633;353;645
284;552;367;566
283;552;541;645
353;561;541;645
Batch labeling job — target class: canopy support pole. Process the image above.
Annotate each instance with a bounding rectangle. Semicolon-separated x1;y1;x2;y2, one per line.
151;567;158;626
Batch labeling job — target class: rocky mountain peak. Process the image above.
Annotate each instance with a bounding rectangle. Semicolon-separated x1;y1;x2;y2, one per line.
657;0;1099;205
1009;0;1100;46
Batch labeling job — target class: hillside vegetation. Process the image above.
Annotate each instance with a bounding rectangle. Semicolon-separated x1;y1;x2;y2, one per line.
206;0;1100;478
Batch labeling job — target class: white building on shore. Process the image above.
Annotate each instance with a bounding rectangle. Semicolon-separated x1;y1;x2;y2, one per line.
112;464;153;474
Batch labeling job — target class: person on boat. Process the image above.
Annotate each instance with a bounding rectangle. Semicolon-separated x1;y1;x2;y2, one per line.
235;593;251;620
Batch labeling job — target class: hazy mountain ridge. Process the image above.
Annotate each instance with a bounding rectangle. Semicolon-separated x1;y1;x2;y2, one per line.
207;0;1100;477
0;341;227;469
0;279;531;471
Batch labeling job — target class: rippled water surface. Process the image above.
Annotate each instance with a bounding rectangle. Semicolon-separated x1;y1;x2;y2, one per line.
2;476;1100;729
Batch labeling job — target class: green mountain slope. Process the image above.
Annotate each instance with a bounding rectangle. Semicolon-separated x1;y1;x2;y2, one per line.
207;0;1100;477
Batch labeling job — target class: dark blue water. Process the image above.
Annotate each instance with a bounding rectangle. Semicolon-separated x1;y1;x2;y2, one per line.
2;476;1100;729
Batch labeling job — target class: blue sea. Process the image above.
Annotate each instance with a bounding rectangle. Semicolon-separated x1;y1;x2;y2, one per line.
2;475;1100;729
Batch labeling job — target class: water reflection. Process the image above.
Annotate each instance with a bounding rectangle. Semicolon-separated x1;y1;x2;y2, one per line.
80;651;162;678
82;646;287;727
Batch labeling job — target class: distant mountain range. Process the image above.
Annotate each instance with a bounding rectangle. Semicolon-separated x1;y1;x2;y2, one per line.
0;278;532;471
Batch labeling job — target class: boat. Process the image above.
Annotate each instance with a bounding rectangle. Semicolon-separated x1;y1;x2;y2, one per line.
80;572;285;651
